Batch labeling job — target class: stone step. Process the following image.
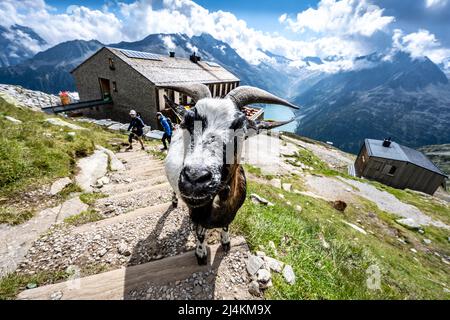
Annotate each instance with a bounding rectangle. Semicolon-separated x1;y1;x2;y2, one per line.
17;237;248;300
115;151;152;161
100;182;171;201
108;167;165;184
102;176;169;194
16;203;196;281
95;182;172;216
122;166;165;177
74;202;174;233
123;162;164;172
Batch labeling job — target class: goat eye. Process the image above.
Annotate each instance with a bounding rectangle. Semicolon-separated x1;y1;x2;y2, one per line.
230;113;246;130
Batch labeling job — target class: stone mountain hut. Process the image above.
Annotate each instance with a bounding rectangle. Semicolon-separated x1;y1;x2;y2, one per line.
70;47;240;129
355;138;447;195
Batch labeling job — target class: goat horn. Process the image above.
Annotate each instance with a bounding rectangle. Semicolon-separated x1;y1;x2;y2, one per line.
163;83;211;103
164;95;185;121
226;86;299;110
249;118;295;133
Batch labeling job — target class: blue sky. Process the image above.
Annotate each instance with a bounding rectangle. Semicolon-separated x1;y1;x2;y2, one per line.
2;0;449;67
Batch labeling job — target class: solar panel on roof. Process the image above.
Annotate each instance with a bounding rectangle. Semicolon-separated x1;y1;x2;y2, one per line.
206;61;220;67
118;48;162;61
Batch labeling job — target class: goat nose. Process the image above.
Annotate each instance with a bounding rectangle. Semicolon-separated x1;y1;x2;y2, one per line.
182;166;212;184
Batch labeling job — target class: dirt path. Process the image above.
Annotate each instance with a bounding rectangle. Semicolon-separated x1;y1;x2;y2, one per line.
304;174;449;229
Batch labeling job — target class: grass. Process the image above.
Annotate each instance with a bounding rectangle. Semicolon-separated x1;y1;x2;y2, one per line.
233;180;450;299
0;207;34;225
0;97;123;198
79;192;108;205
57;183;83;199
147;146;167;161
64;208;104;226
0;270;68;300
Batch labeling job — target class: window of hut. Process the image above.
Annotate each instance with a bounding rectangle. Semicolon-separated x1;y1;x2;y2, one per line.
109;58;115;70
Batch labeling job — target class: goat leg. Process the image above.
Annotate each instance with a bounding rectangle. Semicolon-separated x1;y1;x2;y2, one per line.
221;226;231;252
195;224;208;265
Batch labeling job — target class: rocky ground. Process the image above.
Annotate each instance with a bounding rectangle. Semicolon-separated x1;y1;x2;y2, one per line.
9;146;294;300
0;84;60;111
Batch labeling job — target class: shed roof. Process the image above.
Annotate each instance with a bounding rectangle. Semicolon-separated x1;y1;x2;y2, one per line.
365;139;447;177
104;47;239;86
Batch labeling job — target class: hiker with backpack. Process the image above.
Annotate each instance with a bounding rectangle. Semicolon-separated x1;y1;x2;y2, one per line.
127;110;145;151
157;112;173;150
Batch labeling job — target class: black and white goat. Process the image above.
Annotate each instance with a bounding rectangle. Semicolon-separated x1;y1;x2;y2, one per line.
164;84;298;265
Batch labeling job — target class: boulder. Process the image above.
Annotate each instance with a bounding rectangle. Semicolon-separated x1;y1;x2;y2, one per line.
250;194;274;206
98;176;110;185
5;116;22;124
342;220;368;235
283;265;296;285
50;177;72;195
263;256;284;273
75;150;108;192
256;268;273;289
45;118;86;130
56;197;89;223
96;145;125;172
269;179;282;189
282;183;292;192
396;218;421;230
246;255;264;276
117;242;131;256
248;281;261;296
331;200;347;212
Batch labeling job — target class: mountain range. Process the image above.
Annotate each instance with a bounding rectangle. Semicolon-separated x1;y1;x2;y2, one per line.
0;25;449;154
293;52;450;153
0;31;289;96
0;24;47;68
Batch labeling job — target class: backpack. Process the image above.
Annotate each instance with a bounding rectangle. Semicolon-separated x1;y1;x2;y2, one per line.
167;118;175;131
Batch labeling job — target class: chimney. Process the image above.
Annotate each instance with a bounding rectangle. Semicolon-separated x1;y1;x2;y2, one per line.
382;137;392;148
190;52;201;63
169;51;175;58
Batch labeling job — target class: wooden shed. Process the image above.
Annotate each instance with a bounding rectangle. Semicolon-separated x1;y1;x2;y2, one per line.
355;138;447;195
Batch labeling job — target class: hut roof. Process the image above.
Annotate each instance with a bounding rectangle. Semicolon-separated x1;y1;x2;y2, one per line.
365;139;447;177
104;47;239;86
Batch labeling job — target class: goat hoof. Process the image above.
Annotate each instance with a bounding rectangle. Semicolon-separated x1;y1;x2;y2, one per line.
196;254;208;266
221;242;231;253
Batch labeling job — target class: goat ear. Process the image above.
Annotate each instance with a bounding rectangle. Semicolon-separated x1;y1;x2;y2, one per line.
247;118;295;136
164;95;186;121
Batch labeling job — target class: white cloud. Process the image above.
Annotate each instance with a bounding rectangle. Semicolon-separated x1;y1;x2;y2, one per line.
0;0;374;65
278;13;288;24
0;0;448;70
425;0;448;8
161;35;176;50
281;0;394;37
393;28;450;63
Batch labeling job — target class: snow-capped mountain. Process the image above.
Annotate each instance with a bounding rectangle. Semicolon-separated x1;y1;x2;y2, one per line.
0;39;103;94
0;32;291;96
294;51;450;153
0;24;47;67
